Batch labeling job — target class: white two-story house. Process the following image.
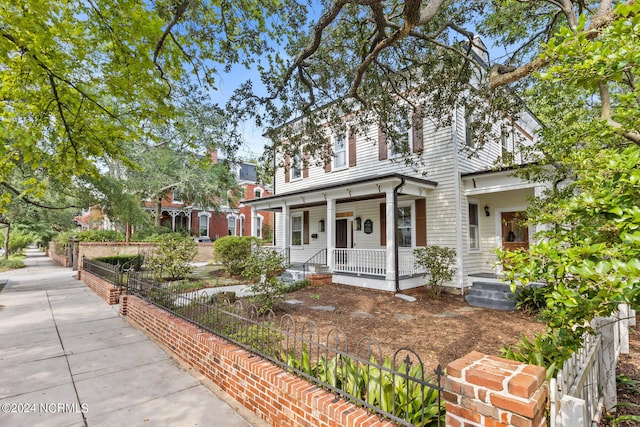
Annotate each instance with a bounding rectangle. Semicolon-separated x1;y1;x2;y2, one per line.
245;57;543;294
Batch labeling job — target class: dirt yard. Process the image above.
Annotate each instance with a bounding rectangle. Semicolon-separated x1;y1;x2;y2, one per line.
273;283;546;373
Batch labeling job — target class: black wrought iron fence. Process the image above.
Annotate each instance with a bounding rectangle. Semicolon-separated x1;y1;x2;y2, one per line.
125;271;444;427
82;257;126;288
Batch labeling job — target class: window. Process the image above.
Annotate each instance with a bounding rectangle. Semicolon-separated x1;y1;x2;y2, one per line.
227;215;236;236
254;188;262;198
465;114;474;147
291;151;302;180
468;203;479;250
291;214;303;246
255;216;263;239
396;206;412;247
198;213;210;237
389;122;411;158
172;191;183;204
333;133;347;169
501;126;510;156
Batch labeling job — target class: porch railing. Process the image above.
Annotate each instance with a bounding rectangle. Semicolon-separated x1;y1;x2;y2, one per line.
333;248;386;276
332;248;427;278
302;248;327;280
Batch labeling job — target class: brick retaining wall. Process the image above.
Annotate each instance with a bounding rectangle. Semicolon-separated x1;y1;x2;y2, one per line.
120;295;394;427
49;251;69;267
443;351;547;427
81;270;121;305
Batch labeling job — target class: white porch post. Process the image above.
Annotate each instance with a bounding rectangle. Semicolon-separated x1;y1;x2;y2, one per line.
250;207;257;237
326;198;335;269
187;211;191;232
281;205;290;250
385;189;396;281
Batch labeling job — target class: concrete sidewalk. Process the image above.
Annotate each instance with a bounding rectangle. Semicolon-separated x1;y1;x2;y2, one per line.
0;249;264;427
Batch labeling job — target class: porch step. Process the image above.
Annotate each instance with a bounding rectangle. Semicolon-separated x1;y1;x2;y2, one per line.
280;269;305;283
465;281;516;311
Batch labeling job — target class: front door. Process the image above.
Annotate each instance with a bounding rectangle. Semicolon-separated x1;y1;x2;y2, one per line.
501;211;529;251
336;219;348;266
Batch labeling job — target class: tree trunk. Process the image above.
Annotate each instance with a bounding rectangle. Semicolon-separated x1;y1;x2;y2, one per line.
3;222;10;260
155;197;162;226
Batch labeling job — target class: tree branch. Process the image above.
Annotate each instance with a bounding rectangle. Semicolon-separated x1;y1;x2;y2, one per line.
0;182;79;210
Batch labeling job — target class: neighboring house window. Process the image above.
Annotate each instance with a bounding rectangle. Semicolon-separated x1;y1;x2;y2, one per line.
172;191;182;204
396;206;412;247
468;203;479;250
291;214;303;246
465;114;474;147
254;188;262;198
255;215;263;239
239;215;245;236
333;133;347;169
198;212;210;237
227;215;236;236
291;151;302;180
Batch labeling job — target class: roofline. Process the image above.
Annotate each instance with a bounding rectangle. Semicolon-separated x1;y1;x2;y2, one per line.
242;173;437;205
461;162;539;178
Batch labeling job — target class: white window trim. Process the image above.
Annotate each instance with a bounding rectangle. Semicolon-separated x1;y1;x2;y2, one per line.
396;201;415;248
255;214;263;239
254;188;263;198
198;212;211;237
468;200;480;252
291;213;303;247
332;133;348;170
238;214;245;236
388;123;412;159
465;114;475;148
227;213;238;236
172;192;182;204
290;150;303;181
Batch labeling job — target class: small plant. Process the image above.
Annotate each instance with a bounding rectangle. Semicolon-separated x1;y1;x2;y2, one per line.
500;328;580;380
311;293;320;300
213;236;261;276
514;283;552;317
147;233;197;280
0;258;26;271
243;247;288;312
413;245;457;297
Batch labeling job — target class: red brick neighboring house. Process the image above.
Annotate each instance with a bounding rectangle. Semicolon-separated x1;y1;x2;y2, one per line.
142;156;274;242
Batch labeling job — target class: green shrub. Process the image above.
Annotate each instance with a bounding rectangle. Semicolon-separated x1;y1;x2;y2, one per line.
514;283;552;316
243;247;289;312
8;230;33;255
413;245;457;297
213;236;261;276
0;258;26;270
134;226;175;241
147;234;197;280
77;229;125;242
93;255;143;270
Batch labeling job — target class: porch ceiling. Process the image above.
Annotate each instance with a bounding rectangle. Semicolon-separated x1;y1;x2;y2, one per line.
243;173;437;211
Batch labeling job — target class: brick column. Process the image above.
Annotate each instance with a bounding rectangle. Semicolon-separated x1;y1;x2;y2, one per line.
444;351;547;427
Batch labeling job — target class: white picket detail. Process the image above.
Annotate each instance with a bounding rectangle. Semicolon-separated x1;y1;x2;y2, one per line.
333;248;386;276
550;305;635;427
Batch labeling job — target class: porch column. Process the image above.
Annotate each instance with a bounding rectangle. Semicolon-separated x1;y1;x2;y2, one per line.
250;207;257;237
187;211;191;232
385;189;396;281
281;205;290;250
326;197;335;269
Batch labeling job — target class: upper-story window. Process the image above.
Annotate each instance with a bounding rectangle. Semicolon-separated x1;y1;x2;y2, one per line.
172;191;183;204
254;188;262;198
291;150;302;181
333;133;347;169
465;114;474;147
389;122;411;158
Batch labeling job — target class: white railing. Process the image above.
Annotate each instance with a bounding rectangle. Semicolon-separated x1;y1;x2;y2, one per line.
333;249;386;276
398;248;428;277
550;305;635;427
332;248;428;277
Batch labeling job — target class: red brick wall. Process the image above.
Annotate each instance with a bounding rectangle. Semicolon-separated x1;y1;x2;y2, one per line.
81;270;121;305
49;251;69;267
121;295;394;427
444;351;547;427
